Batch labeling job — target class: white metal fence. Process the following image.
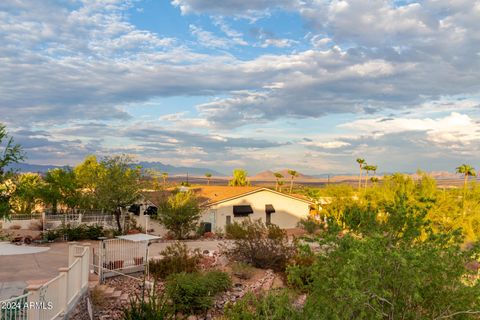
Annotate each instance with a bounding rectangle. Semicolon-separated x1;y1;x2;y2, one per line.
0;243;90;320
93;238;146;279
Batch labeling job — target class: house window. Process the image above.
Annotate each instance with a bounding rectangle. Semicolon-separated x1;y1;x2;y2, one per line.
233;205;253;217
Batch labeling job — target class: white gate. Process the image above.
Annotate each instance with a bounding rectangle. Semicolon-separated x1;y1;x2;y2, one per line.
93;238;147;280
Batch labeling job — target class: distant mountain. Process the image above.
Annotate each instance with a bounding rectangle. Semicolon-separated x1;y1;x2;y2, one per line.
8;161;226;177
251;169;314;180
136;161;226;177
8;163;69;173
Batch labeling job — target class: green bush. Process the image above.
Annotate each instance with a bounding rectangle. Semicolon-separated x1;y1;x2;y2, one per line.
122;287;174;320
149;242;200;279
223;291;302;320
57;224;105;241
223;219;295;272
231;262;255;280
297;218;319;234
166;271;231;314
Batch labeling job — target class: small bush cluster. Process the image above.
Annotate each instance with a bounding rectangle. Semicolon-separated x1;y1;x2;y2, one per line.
223;291;302;320
297;218;320;234
165;271;231;314
122;288;173;320
223;219;295;272
44;224;106;241
231;262;255;280
149;242;200;279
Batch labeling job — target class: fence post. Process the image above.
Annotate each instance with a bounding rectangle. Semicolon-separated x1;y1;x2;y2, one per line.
26;284;42;320
58;268;69;313
68;242;79;266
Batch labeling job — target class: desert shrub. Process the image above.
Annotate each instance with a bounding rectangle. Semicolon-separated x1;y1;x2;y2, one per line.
166;271;231;314
149;242;200;279
122;287;174;320
90;286;107;307
297;218;319;234
223;219;295;272
56;224;105;241
225;222;246;239
231;262;255;280
44;229;59;241
223;291;302;320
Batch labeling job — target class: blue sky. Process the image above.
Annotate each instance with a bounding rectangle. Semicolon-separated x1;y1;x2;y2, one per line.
0;0;479;175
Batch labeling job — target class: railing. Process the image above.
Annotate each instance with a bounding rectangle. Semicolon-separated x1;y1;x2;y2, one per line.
0;243;91;320
3;213;42;221
0;292;30;320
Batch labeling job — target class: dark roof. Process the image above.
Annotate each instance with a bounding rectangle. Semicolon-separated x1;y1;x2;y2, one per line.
265;204;275;213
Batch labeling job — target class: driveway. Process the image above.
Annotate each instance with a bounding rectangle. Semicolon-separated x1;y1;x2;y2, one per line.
0;239;225;300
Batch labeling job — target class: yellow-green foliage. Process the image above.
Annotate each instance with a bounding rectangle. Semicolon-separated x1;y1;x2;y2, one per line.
307;173;480;242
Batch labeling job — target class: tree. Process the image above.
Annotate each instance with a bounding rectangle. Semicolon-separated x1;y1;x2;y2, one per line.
0;124;24;219
364;164;377;189
39;168;80;213
274;172;283;191
162;172;168;189
74;155;104;208
96;155;142;232
156;191;201;239
205;173;212;185
229;169;249;186
356;158;365;190
456;164;477;208
10;173;42;215
288;170;299;193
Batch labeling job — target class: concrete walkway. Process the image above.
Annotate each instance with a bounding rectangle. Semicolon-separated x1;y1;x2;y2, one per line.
0;242;50;255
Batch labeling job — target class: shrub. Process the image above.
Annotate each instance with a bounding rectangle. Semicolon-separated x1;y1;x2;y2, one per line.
9;224;21;230
166;271;231;314
297;218;319;234
56;224;105;241
90;286;107;307
122;287;174;320
223;219;295;272
149;242;200;279
231;262;255;280
223;291;302;320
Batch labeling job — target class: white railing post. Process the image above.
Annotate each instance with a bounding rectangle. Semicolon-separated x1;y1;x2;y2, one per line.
26;284;42;320
58;268;69;313
68;242;78;265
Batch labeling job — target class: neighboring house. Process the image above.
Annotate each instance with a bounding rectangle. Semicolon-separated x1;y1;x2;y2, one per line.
196;186;316;232
138;186;316;236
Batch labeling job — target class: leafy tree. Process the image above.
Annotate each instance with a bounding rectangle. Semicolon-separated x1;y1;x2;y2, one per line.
74;155;104;208
162;172;168;189
288;169;298;193
274;172;283;191
155;191;201;239
229;169;249;186
96;155;142;232
10;173;42;215
39;168;80;213
356;158;365;190
205;172;212;185
0;124;25;218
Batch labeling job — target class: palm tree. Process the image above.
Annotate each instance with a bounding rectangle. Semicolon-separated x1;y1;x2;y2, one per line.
356;158;365;190
278;180;284;192
288;170;299;193
162;172;168;189
370;176;379;186
274;172;284;191
229;169;249;186
205;173;212;185
456;164;477;208
364;165;372;189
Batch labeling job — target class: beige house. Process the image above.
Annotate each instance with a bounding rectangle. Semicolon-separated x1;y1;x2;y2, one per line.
197;186;315;232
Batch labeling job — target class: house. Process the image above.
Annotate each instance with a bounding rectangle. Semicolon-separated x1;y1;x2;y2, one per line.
195;186;316;232
136;186;316;236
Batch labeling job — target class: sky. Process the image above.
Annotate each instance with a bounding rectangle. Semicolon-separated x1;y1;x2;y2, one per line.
0;0;479;175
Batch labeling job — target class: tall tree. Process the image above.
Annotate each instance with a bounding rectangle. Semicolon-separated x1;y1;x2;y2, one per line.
363;165;373;189
10;173;42;215
288;170;299;193
274;172;283;191
356;158;365;191
96;155;142;232
229;169;249;186
39;168;80;213
0;124;24;219
162;172;168;189
74;155;104;208
456;164;477;209
205;173;212;185
155;191;201;239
